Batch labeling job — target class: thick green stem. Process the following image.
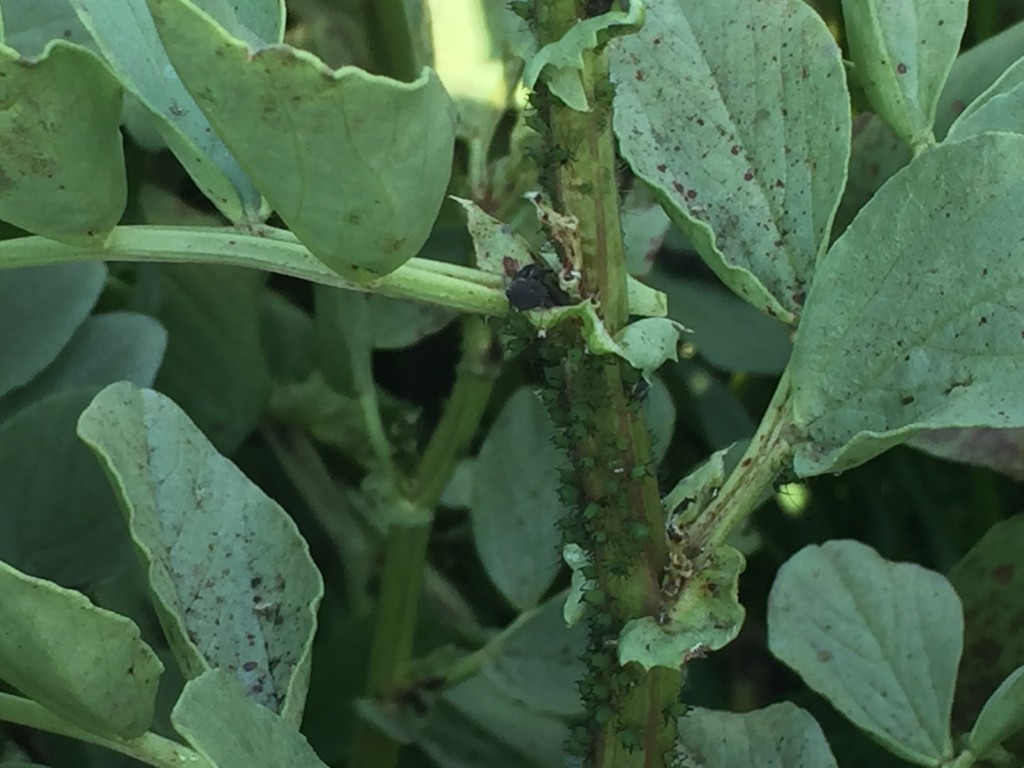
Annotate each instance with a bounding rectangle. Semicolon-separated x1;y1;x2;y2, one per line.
534;2;679;765
410;316;499;508
0;227;667;317
0;693;208;768
347;316;498;768
348;519;430;768
0;227;509;317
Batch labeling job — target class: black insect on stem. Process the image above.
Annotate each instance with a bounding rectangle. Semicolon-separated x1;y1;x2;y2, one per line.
505;263;573;311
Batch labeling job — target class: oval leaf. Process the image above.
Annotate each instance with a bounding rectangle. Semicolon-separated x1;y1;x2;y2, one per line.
676;703;838;768
0;391;134;589
69;0;280;222
0;41;125;243
841;0;968;148
0;263;106;400
481;594;585;718
147;0;455;280
153;264;270;453
947;54;1024;141
0;559;163;739
948;515;1024;737
767;540;961;765
651;270;793;375
791;132;1024;476
968;665;1024;759
611;0;849;323
1;0;97;57
420;674;569;768
172;669;329;768
909;426;1024;481
471;388;566;610
0;312;167;420
77;382;323;726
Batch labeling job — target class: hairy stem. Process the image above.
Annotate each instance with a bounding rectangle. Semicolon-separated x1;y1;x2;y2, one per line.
533;2;679;765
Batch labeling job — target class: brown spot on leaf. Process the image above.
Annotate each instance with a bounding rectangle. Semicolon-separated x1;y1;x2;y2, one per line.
817;649;832;662
897;62;908;74
993;563;1014;584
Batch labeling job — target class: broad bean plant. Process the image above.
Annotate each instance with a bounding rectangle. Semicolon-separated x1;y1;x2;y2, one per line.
0;1;1023;767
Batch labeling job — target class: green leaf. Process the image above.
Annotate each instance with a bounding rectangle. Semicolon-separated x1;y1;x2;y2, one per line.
834;116;913;236
260;293;316;384
948;515;1024;739
791;133;1024;477
968;665;1024;759
0;560;162;739
0;313;167;420
418;674;569;768
1;0;96;57
522;2;643;111
611;0;849;323
645;375;675;463
665;359;756;449
0;41;125;244
454;196;535;276
0;391;133;588
619;544;745;672
613;317;688;381
768;540;961;765
841;0;968;148
909;427;1024;481
154;264;270;453
838;20;1024;235
482;594;585;719
365;295;455;350
947;55;1024;141
69;0;281;223
0;263;106;400
651;269;793;375
937;20;1024;139
622;182;670;278
147;0;455;280
172;669;328;768
675;703;838;768
618;448;746;670
77;382;324;726
471;387;566;610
